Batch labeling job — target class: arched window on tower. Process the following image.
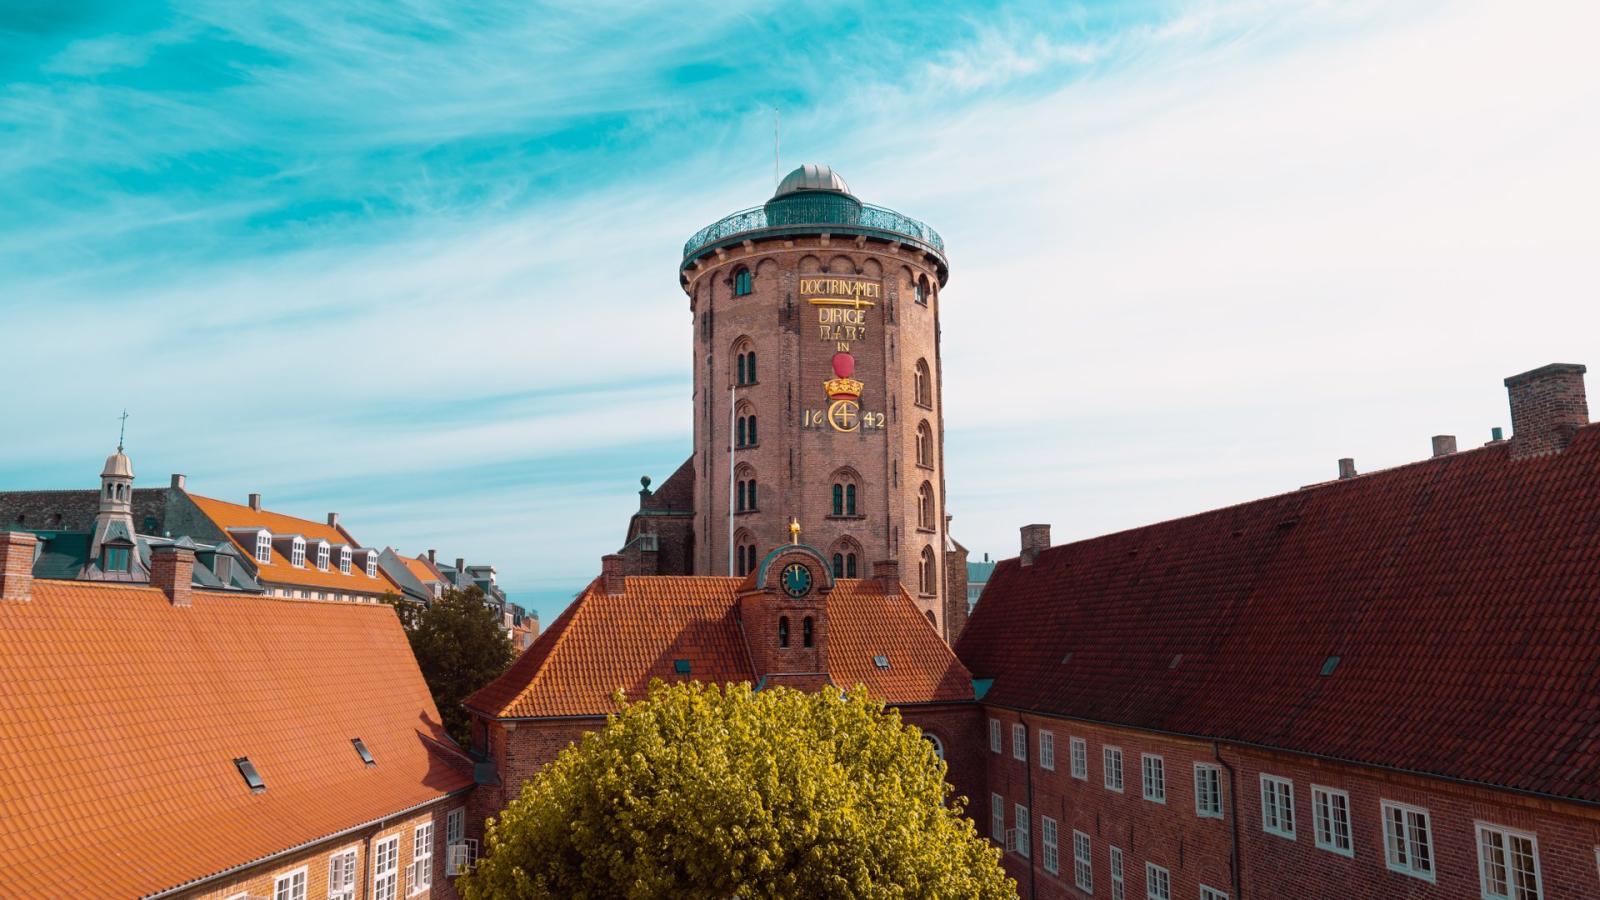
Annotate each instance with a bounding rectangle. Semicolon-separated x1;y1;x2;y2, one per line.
736;465;757;512
735;531;758;577
778;616;790;648
734;267;753;297
919;546;936;596
918;481;936;530
916;420;933;468
914;274;929;306
803;616;814;647
734;338;757;386
831;538;861;579
736;402;758;448
829;468;861;517
914;359;933;408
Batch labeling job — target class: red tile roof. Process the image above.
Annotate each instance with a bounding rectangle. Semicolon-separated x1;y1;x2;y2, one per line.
957;426;1600;804
188;493;401;595
0;580;473;898
467;575;972;719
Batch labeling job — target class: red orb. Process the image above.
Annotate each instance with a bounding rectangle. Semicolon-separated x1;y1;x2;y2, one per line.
832;352;855;379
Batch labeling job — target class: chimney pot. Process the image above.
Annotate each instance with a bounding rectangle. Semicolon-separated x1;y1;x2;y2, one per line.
601;554;626;596
0;530;38;602
1020;523;1051;566
427;549;436;565
871;558;900;593
150;544;194;607
455;557;465;575
1431;435;1457;457
1338;458;1357;480
248;493;262;512
170;473;186;490
1504;363;1588;459
327;512;339;528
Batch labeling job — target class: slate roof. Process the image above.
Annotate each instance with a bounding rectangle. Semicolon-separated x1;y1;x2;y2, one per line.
0;579;473;898
467;575;973;719
188;493;400;595
956;425;1600;805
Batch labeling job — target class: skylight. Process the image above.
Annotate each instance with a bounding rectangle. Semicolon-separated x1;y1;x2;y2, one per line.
234;756;265;792
1320;655;1341;677
873;655;890;669
673;659;691;675
352;737;375;766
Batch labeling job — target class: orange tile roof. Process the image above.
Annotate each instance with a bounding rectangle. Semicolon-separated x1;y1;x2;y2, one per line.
466;575;972;719
188;493;402;595
400;555;447;587
0;580;473;898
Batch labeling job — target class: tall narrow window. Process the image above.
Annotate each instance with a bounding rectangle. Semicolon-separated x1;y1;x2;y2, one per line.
1070;737;1088;779
845;553;856;577
734;267;753;296
802;616;814;647
916;421;933;467
914;275;928;305
1039;730;1055;770
746;479;757;510
989;719;1002;754
1141;754;1166;803
1042;816;1060;875
339;547;352;575
1145;863;1171;900
991;793;1005;842
845;484;856;515
747;414;758;445
327;849;357;900
737;417;747;447
1109;846;1124;900
746;350;756;383
918;482;935;529
833;552;844;577
914;359;932;407
291;537;306;568
919;546;935;595
1073;831;1093;892
1260;775;1296;839
778;616;790;648
255;531;272;564
1013;803;1030;858
1012;723;1027;761
1195;763;1224;818
413;822;435;891
1104;746;1124;791
316;543;329;571
372;835;399;900
1312;786;1353;855
737;354;747;386
832;483;844;516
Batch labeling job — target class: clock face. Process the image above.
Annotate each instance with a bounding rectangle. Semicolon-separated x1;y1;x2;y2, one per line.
781;562;813;598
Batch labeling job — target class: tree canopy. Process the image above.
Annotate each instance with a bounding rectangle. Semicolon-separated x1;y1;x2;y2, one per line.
461;681;1013;900
396;585;514;744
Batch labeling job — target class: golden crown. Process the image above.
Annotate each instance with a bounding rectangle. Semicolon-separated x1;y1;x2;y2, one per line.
824;377;864;400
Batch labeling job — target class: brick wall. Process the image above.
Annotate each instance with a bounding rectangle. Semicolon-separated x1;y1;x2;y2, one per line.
981;707;1600;900
177;801;464;900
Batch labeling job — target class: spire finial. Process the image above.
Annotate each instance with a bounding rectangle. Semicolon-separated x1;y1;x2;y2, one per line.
117;409;129;452
788;516;801;545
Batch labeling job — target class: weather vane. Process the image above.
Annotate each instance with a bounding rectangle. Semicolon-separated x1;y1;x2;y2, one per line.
117;409;129;452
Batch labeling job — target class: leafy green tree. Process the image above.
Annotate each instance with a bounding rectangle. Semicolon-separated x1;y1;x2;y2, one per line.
380;591;421;631
461;681;1013;900
403;585;514;744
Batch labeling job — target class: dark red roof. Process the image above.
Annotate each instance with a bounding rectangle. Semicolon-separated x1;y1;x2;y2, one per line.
467;575;972;718
957;426;1600;804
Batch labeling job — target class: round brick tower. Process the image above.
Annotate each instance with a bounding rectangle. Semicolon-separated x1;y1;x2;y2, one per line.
680;164;955;636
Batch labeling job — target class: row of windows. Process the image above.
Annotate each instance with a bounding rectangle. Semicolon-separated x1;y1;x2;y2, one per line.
247;532;377;577
991;720;1548;900
726;468;939;531
246;812;455;900
992;794;1228;900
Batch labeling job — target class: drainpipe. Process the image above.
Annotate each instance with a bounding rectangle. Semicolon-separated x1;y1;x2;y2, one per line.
1213;742;1242;899
1023;717;1036;900
362;827;374;900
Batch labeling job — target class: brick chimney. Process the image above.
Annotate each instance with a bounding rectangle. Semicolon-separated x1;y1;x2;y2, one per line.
1;530;38;602
1505;363;1588;459
872;558;900;594
150;544;194;607
1020;524;1051;566
455;557;465;576
248;493;262;512
326;512;339;528
1337;458;1357;480
1431;435;1457;457
601;554;626;596
427;549;437;565
170;473;186;490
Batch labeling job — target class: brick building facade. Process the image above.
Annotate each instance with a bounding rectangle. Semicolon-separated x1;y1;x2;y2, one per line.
624;164;970;643
959;363;1600;900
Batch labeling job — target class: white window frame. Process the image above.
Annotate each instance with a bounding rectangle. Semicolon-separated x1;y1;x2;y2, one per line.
1039;729;1056;771
1381;800;1436;881
1012;723;1027;761
339;547;352;575
1144;862;1170;900
1141;754;1166;803
1042;815;1060;875
1476;822;1542;900
366;553;378;577
1109;845;1125;900
372;834;400;900
1200;886;1229;900
1260;774;1295;839
1071;736;1088;779
1194;763;1223;818
989;718;1002;754
991;792;1005;843
255;531;272;564
411;821;434;893
273;866;308;900
316;542;330;571
291;536;306;568
1013;803;1030;858
1073;830;1094;892
1311;785;1353;856
327;847;358;900
1104;746;1124;792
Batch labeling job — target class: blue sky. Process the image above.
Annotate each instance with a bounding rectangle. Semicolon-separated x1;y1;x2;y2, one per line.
4;0;1598;623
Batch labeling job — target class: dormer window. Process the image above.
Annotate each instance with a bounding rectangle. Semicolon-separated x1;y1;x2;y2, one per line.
255;532;272;564
365;554;377;578
316;543;330;571
339;547;352;575
290;537;306;568
101;545;131;572
214;552;233;584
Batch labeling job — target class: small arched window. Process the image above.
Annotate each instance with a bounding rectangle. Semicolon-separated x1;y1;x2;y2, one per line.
735;536;759;577
734;267;753;297
746;544;758;576
746;350;756;383
830;470;861;517
737;410;758;448
746;479;757;511
919;545;936;596
918;481;936;530
803;616;814;648
924;733;945;759
925;610;937;627
778;616;790;648
916;421;933;468
914;359;933;408
914;275;929;305
735;341;758;386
